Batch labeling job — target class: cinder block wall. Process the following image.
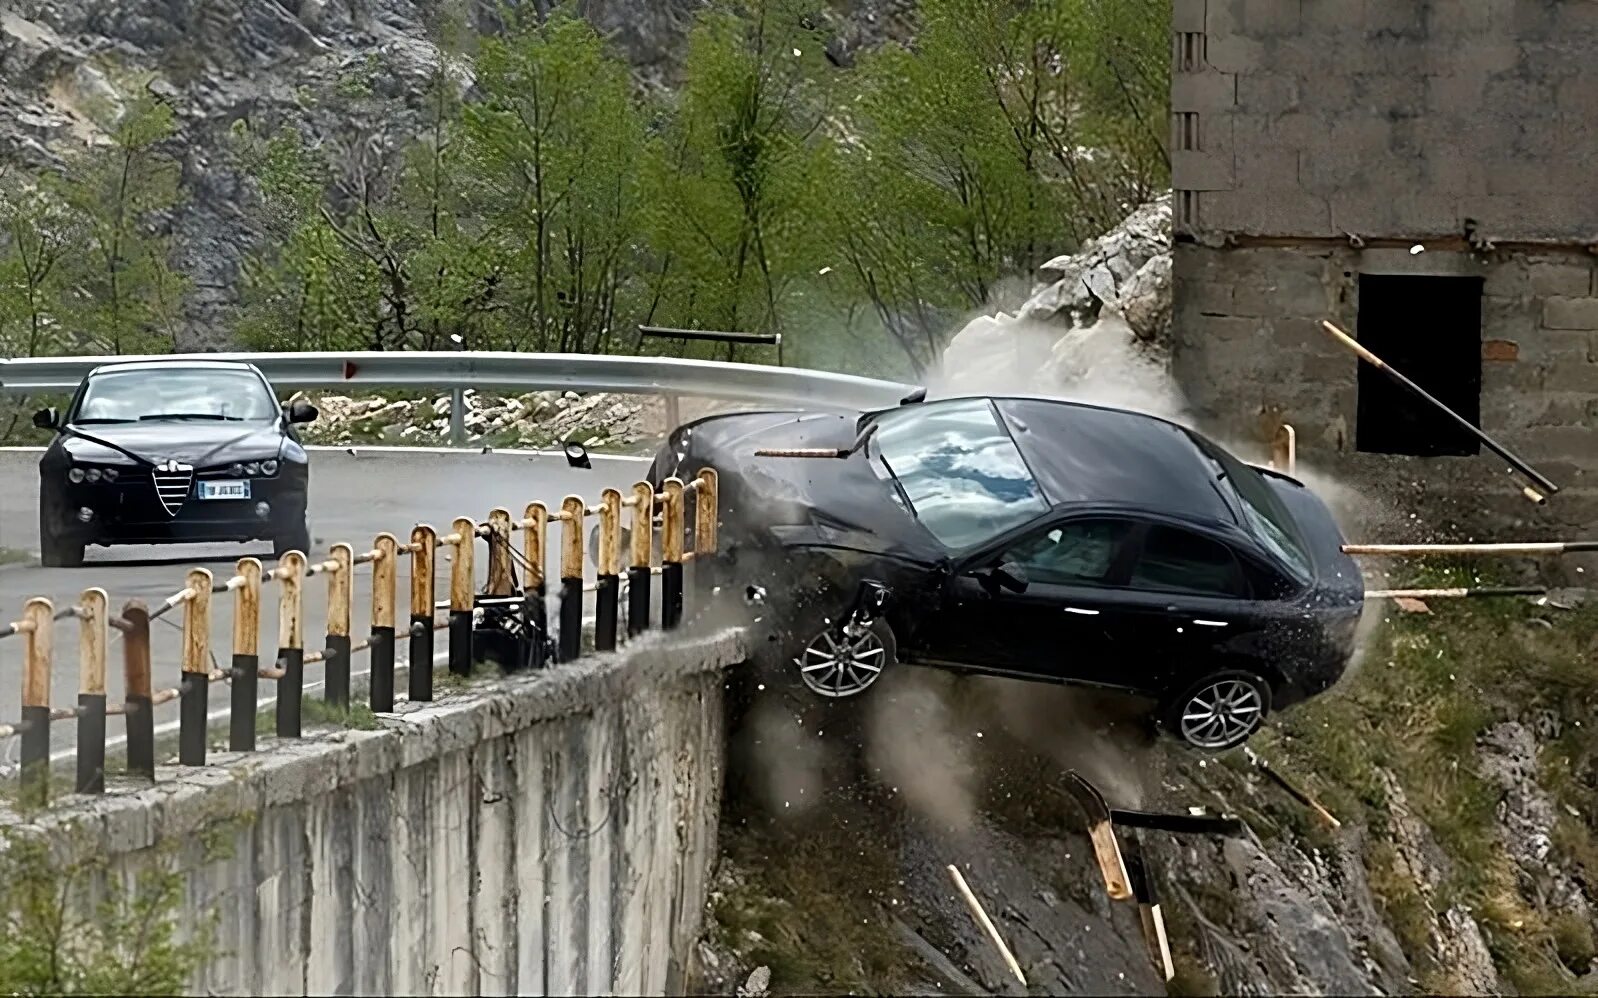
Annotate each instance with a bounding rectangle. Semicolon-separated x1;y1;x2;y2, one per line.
1170;0;1598;540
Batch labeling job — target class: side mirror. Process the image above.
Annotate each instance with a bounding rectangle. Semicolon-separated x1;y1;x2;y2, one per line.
286;399;319;424
983;561;1028;595
32;407;58;430
563;439;591;469
995;561;1029;593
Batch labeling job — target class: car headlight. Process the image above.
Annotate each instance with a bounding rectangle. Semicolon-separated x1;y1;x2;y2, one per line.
261;459;278;476
85;468;101;483
103;467;118;482
67;468;85;483
229;462;244;477
244;461;261;476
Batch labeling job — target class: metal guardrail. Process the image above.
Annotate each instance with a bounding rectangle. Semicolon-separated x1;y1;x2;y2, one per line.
0;468;723;805
0;350;921;444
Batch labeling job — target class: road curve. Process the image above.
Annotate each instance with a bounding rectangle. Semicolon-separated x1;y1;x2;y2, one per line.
0;447;652;758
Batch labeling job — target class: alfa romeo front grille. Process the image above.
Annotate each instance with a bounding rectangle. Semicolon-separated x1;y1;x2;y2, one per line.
152;463;193;517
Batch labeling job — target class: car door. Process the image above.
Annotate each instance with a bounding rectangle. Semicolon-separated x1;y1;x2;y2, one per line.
1100;522;1266;694
909;515;1139;685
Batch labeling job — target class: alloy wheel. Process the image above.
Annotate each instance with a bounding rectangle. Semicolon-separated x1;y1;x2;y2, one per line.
1178;677;1265;749
795;622;886;698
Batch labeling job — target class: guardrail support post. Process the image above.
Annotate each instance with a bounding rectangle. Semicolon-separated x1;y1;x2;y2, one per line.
450;386;466;446
596;488;622;652
628;482;654;636
122;600;154;781
180;568;212;767
20;597;52;803
449;517;475;676
275;552;306;738
231;558;262;752
410;525;437;702
559;496;584;661
371;534;398;712
77;588;109;795
326;543;354;708
524;503;549;669
662;477;685;630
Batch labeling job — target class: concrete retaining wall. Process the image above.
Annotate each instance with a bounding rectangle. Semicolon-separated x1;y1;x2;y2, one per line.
2;629;744;996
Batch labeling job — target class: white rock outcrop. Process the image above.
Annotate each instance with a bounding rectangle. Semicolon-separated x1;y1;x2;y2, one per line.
936;193;1178;418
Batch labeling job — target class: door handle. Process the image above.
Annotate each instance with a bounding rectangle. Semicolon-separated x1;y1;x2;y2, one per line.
1191;619;1229;627
1064;607;1100;616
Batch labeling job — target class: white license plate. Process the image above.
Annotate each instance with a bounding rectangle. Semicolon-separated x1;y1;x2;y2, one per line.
198;480;251;500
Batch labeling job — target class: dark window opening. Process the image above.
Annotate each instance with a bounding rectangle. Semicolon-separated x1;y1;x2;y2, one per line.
1354;273;1483;457
1129;526;1246;598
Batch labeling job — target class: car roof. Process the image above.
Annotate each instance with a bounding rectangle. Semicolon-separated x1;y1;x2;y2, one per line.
87;359;260;376
934;395;1241;527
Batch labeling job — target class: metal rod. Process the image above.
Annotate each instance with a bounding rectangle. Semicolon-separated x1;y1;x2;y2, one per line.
628;481;655;636
559;496;585;661
371;533;398;712
325;543;354;708
410;524;437;702
275;551;306;738
661;478;685;629
1344;540;1598;556
1365;586;1545;599
1320;320;1558;499
638;325;781;346
524;502;549;670
74;588;108;795
180;568;212;766
595;488;622;652
121;601;155;780
231;557;262;753
449;516;475;677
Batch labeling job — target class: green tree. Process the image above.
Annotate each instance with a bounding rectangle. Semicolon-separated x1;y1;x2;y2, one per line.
0;166;81;359
463;2;647;354
58;85;187;355
640;0;837;357
829;0;1171;375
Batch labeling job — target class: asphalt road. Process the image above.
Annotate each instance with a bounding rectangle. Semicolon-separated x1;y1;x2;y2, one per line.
0;447;652;760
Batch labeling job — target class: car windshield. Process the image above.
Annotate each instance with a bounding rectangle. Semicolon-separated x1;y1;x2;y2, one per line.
73;368;280;423
1187;433;1314;583
870;398;1048;551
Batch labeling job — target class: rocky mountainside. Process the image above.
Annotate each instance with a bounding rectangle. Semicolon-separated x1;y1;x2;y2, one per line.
0;0;913;346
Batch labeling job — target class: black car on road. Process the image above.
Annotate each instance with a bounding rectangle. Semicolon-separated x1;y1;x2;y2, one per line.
33;359;318;567
647;394;1366;751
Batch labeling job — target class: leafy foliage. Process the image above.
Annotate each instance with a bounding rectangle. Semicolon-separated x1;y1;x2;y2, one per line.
0;827;210;995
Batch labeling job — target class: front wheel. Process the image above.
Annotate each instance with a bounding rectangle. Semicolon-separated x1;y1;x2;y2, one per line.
38;505;85;568
1159;669;1272;751
273;519;312;559
792;615;897;699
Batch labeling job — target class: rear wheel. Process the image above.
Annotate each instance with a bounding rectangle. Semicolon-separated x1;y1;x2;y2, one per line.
1159;669;1272;751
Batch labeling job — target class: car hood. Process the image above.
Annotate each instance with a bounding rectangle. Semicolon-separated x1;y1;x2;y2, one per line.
57;421;286;467
655;409;943;563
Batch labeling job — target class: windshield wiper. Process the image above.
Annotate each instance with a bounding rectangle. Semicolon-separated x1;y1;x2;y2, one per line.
138;413;238;421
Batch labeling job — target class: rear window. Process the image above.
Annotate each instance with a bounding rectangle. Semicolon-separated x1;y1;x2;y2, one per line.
1186;433;1313;583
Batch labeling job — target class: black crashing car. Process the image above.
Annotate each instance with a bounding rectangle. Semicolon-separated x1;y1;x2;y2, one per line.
34;359;318;567
648;394;1367;751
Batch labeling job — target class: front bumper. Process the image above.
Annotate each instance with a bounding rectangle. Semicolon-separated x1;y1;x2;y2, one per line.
46;472;306;545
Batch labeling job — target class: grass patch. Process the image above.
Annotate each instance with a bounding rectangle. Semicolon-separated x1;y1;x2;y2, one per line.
254;697;381;734
1258;558;1598;989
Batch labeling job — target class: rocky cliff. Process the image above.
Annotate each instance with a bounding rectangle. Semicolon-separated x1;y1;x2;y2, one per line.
0;0;912;346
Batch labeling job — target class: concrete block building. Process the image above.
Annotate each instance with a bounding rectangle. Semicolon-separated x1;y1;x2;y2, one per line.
1169;0;1598;539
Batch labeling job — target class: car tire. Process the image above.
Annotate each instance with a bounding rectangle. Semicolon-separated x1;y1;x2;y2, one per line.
274;519;312;559
1159;668;1272;752
39;511;85;569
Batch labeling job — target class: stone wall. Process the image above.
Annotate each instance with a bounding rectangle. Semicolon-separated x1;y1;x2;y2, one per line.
0;629;744;996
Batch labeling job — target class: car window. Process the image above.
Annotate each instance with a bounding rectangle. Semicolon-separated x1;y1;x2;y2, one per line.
1183;431;1313;583
998;518;1132;587
1130;526;1246;597
871;398;1048;551
74;368;280;422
